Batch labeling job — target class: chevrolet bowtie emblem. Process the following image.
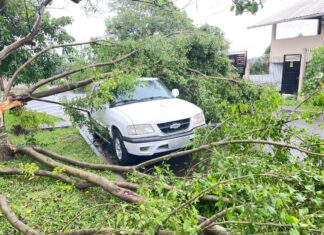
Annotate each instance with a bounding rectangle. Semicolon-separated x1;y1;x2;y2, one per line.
170;123;181;129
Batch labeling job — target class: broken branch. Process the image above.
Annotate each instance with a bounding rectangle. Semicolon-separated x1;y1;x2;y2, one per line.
16;147;146;203
187;67;243;84
134;139;324;170
34;146;133;172
6;40;107;96
156;173;277;233
0;167;92;190
28;49;140;94
32;147;224;203
30;73;111;99
28;97;90;114
0;195;43;235
199;205;245;231
212;221;323;233
59;228;174;235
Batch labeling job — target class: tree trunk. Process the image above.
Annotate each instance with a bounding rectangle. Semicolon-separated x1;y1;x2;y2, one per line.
0;97;23;160
0;113;13;161
0;78;4;91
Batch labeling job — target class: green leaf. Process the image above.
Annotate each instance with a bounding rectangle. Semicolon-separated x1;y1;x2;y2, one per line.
294;193;306;202
289;228;300;235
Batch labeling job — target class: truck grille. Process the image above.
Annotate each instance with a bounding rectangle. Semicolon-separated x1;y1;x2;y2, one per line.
157;118;190;134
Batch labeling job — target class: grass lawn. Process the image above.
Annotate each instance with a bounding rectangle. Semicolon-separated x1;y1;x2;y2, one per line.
0;111;127;234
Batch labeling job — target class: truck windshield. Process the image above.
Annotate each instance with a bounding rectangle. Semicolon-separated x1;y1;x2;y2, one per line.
114;80;173;105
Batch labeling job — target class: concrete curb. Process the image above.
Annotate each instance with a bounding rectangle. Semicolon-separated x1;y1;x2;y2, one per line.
78;127;104;159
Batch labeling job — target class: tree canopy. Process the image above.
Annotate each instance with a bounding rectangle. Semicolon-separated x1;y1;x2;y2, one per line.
0;0;74;85
105;0;194;40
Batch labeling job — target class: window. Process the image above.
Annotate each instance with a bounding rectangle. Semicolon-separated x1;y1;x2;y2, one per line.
276;19;321;39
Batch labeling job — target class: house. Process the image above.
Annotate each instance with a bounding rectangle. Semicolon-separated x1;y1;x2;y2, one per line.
249;0;324;95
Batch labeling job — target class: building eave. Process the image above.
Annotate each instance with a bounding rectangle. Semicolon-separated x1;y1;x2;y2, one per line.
248;0;324;29
248;13;324;29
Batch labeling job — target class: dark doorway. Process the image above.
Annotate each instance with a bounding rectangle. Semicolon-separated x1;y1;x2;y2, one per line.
281;54;301;94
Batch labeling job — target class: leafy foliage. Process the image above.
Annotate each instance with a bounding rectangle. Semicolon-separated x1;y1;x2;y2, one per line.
2;90;323;234
304;46;324;93
0;0;74;85
250;57;269;75
88;34;263;122
231;0;263;15
250;45;270;75
303;46;324;108
106;0;193;40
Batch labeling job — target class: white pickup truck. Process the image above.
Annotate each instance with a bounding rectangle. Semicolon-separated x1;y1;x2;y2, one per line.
91;78;205;164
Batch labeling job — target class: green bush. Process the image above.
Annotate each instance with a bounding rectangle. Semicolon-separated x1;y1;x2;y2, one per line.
304;46;324;93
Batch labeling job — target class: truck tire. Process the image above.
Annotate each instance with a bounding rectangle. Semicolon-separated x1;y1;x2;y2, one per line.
112;129;132;165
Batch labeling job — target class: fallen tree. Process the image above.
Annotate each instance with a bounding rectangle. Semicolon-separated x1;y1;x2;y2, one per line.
3;138;323;234
0;0;323;234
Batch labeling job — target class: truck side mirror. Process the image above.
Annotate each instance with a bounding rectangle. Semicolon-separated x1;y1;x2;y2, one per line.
172;89;179;97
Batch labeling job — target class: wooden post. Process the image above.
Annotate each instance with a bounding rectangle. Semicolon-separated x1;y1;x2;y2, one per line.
297;48;307;100
244;62;250;80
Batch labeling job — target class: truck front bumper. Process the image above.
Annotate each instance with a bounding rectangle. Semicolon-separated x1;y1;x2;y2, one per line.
123;130;196;156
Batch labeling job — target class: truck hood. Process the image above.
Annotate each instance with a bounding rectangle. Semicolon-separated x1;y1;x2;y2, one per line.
114;98;202;124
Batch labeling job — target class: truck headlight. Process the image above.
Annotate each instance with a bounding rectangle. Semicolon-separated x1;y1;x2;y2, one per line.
127;124;155;135
192;112;205;125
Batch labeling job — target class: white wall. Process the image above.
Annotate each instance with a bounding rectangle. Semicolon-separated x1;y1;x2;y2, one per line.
270;22;324;61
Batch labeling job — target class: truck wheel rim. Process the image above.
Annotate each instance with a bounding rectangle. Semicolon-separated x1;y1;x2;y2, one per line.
115;138;122;160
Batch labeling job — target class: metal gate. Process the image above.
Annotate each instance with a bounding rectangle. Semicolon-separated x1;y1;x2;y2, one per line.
281;54;301;94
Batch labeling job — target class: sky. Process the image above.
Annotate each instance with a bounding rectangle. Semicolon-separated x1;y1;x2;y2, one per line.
49;0;305;58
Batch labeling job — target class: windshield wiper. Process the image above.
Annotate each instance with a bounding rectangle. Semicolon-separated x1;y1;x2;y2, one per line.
139;96;170;102
114;99;140;106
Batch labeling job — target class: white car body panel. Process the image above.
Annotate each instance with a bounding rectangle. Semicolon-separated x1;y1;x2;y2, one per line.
115;98;202;125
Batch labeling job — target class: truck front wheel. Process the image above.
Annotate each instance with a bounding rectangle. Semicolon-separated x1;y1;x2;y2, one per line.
112;130;132;165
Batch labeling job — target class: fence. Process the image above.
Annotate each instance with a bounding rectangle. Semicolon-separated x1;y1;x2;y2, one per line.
248;57;283;91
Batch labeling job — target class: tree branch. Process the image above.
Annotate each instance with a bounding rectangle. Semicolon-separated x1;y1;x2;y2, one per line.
34;146;133;171
0;167;92;190
15;146;146;203
196;215;230;235
134;139;324;171
0;195;43;235
29;72;111;99
155;173;277;234
33;139;324;179
294;89;322;111
28;49;140;94
59;228;173;235
213;221;323;233
32;147;225;203
0;0;51;62
199;205;245;231
187;68;243;84
5;40;107;96
0;0;9;12
28;96;90;114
